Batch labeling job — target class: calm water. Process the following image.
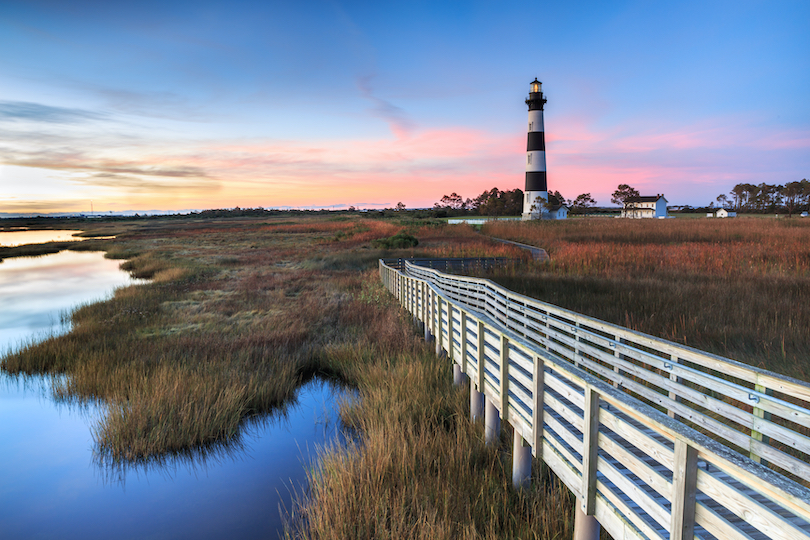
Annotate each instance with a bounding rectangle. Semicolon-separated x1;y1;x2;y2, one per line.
0;229;85;247
0;236;347;539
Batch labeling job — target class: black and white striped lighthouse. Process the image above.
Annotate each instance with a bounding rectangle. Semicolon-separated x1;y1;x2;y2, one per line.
522;78;548;220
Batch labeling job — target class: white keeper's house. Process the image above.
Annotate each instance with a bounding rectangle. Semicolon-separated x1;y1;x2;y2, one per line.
621;194;668;219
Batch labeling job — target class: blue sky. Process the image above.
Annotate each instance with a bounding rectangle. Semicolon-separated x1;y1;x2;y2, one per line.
0;0;807;213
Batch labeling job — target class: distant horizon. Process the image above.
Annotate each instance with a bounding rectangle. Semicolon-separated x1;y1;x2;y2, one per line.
0;198;783;221
1;1;807;214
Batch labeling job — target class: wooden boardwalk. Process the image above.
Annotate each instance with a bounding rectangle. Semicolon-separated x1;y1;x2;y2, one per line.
380;258;810;540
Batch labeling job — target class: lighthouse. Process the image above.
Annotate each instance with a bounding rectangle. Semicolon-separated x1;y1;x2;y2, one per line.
522;78;548;220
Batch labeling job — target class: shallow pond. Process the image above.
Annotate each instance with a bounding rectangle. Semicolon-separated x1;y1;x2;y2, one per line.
0;246;346;539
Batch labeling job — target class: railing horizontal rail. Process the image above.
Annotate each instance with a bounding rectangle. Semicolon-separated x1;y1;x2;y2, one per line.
403;260;810;485
380;258;810;540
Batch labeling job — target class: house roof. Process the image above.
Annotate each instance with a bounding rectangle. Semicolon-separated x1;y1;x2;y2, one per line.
625;194;666;203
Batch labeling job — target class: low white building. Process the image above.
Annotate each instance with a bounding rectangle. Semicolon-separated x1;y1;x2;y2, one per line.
621;195;668;219
716;209;737;218
548;202;568;220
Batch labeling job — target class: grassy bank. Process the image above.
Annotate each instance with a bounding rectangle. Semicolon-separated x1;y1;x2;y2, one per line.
10;214;805;537
2;216;571;538
482;217;810;381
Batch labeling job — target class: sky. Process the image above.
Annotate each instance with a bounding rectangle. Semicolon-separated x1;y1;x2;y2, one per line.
0;0;808;214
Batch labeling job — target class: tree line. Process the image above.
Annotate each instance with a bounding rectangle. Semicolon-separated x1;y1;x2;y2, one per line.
717;180;810;216
429;188;599;216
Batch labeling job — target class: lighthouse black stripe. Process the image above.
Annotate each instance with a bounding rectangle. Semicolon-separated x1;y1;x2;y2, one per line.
527;132;545;152
525;172;547;191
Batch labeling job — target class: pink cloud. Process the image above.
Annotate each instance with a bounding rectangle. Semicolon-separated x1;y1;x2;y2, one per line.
3;107;807;213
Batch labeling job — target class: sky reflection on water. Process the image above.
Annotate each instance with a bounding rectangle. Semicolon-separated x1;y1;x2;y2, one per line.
0;250;138;353
0;229;86;247
0;248;349;539
0;375;346;540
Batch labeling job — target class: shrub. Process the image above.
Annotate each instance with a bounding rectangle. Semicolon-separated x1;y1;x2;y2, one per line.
372;231;419;249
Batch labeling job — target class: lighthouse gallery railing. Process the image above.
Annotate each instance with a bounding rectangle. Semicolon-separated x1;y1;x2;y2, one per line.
380;258;810;540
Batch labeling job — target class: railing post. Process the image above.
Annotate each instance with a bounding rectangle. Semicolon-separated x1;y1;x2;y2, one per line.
532;354;545;463
471;319;485;422
613;336;621;389
431;289;437;339
576;386;601;540
670;438;698;540
460;311;468;375
425;288;434;343
668;354;682;419
447;304;454;362
421;281;426;325
751;382;774;465
436;297;445;358
500;334;509;423
411;278;416;314
477;321;485;392
581;387;600;516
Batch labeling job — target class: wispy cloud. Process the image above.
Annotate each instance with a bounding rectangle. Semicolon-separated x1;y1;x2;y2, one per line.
357;75;415;139
0;101;106;124
74;172;218;193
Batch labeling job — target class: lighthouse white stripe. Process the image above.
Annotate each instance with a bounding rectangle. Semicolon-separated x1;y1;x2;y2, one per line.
528;110;544;132
526;151;546;172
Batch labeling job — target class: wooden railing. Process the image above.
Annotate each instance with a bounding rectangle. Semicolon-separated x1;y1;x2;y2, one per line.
380;258;810;540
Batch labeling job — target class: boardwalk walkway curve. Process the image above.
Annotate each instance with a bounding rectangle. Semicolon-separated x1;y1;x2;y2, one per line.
379;257;810;540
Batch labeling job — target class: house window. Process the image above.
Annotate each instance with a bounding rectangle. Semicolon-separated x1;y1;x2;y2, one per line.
528;153;532;164
529;122;533;131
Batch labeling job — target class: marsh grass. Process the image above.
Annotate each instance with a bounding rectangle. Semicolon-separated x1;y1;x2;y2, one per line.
0;216;580;537
290;342;575;539
483;218;810;380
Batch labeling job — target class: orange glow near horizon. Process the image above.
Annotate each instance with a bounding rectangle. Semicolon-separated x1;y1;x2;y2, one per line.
2;114;808;214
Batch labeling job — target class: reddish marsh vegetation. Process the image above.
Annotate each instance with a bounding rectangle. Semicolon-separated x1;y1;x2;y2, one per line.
483;217;810;380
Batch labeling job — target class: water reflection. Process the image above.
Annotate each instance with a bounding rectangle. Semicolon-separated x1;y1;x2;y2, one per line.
0;373;349;540
93;378;352;488
0;250;139;353
0;249;351;539
0;229;86;246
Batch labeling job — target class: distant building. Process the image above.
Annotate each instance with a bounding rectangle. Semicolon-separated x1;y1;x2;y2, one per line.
546;194;568;220
621;194;668;219
715;209;737;218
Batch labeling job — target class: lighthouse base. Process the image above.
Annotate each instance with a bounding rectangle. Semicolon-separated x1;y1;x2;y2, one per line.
522;190;548;220
522;211;548;221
